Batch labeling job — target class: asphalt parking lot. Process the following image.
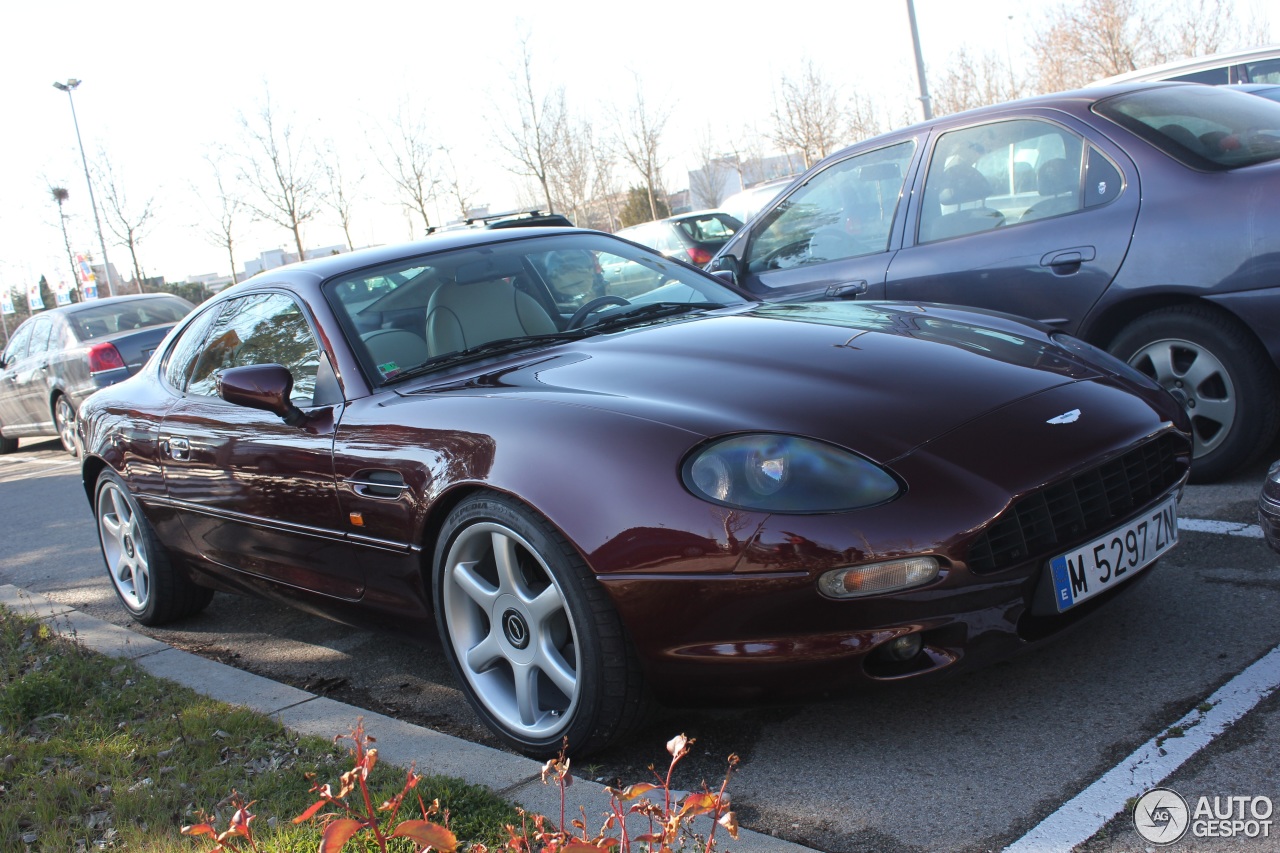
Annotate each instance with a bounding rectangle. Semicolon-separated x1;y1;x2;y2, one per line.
3;435;1279;852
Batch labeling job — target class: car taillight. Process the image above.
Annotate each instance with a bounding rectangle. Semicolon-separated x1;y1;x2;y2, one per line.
686;247;713;266
88;342;126;373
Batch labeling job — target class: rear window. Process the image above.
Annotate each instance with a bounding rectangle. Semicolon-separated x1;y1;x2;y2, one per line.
673;213;743;244
71;296;193;339
1094;85;1280;170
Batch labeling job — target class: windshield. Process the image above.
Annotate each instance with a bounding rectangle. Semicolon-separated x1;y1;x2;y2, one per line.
1094;84;1280;169
325;232;748;383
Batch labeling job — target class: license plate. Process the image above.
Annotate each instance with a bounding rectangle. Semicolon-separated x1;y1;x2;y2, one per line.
1048;495;1178;612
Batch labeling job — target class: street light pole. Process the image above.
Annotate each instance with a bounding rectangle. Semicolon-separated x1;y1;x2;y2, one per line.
52;78;115;297
906;0;933;121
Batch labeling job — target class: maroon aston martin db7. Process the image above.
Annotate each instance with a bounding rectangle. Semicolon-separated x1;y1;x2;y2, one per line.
80;228;1191;757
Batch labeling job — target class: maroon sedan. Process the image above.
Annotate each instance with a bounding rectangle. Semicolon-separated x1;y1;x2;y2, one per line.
79;228;1191;757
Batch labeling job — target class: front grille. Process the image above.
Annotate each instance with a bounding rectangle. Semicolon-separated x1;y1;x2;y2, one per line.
967;433;1188;574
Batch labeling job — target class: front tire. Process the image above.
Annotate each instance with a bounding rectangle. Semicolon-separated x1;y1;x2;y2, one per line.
95;470;213;625
433;493;647;758
1109;305;1280;483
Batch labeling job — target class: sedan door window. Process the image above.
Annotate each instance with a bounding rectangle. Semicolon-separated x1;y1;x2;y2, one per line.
745;140;915;273
919;119;1091;241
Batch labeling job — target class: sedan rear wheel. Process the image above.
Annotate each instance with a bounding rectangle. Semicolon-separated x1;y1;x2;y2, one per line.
1110;305;1280;483
54;395;80;457
434;493;648;758
95;470;213;625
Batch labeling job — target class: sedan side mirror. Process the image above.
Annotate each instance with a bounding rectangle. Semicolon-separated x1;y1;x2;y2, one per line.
709;254;740;286
217;363;308;427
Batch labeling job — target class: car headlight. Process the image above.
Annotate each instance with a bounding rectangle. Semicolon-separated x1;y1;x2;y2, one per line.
682;434;901;513
1051;333;1159;388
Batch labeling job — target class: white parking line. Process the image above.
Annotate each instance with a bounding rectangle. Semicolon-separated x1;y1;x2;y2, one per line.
1006;644;1280;852
1179;518;1264;538
1006;517;1276;852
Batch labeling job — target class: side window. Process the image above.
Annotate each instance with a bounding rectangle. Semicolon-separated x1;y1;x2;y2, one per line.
745;139;915;272
1168;67;1230;85
920;120;1087;242
1084;146;1124;208
25;319;54;357
1245;58;1280;84
3;322;35;365
186;293;322;404
163;303;226;391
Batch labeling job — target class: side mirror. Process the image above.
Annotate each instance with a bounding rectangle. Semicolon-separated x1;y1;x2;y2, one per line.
709;254;740;286
217;363;308;426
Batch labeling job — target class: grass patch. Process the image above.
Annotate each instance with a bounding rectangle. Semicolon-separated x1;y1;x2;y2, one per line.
0;606;520;851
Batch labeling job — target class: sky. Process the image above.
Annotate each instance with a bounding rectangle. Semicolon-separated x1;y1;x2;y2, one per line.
1;0;1276;291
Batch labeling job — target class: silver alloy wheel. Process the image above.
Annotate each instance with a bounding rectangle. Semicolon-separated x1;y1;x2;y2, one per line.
1128;336;1236;459
97;479;151;613
55;396;78;456
440;521;580;741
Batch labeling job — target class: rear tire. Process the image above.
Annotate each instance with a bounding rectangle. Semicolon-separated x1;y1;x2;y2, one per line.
54;395;80;457
95;470;213;625
433;493;649;758
1109;305;1280;483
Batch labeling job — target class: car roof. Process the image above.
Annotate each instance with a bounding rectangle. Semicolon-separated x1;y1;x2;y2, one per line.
1091;44;1280;85
803;80;1223;170
41;293;188;317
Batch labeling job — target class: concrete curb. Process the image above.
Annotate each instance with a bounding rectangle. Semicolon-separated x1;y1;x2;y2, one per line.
0;584;815;853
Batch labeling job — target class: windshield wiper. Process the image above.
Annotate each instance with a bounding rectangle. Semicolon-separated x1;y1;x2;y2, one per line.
385;331;589;382
583;302;725;333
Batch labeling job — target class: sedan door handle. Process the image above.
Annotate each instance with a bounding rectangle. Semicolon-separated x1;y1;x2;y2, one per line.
165;436;190;461
824;280;869;299
1040;246;1097;270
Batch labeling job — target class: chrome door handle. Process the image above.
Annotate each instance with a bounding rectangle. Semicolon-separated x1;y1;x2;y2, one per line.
166;436;190;461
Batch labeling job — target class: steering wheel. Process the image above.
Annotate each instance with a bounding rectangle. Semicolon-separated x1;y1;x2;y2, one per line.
567;295;631;329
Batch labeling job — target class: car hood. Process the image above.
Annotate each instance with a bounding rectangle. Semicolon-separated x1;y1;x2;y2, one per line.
413;302;1106;462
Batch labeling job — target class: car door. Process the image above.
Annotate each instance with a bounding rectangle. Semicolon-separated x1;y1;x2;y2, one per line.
730;138;922;301
884;115;1140;333
0;321;35;431
11;317;56;430
158;290;360;599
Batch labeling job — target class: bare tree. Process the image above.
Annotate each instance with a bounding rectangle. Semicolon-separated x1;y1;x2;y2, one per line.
320;141;362;251
770;60;853;170
198;151;243;285
239;92;321;261
375;102;438;233
615;76;670;221
549;113;595;226
94;152;156;292
931;47;1027;116
590;141;622;232
48;186;80;300
438;146;480;223
1031;0;1161;91
689;127;733;210
493;35;565;213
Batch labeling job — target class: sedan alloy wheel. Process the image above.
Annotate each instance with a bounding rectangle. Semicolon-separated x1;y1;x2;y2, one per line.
55;395;79;457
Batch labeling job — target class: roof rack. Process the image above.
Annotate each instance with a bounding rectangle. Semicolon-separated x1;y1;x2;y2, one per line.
425;209;574;234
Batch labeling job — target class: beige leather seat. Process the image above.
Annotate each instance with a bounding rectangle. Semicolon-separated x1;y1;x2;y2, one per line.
426;278;556;353
361;328;431;372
